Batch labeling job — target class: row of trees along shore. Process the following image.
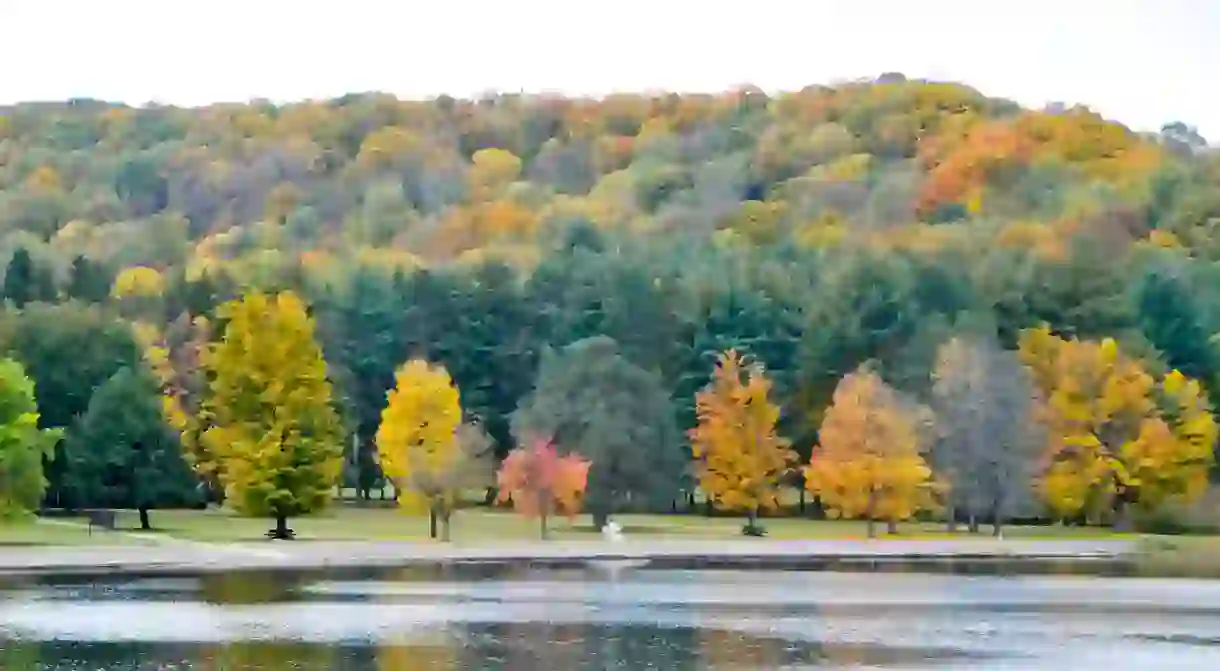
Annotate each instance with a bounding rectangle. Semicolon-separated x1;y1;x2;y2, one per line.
2;78;1220;537
3;285;1215;539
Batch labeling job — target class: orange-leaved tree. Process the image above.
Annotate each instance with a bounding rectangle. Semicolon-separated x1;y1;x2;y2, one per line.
495;439;590;540
805;367;935;538
1017;327;1216;527
689;349;795;535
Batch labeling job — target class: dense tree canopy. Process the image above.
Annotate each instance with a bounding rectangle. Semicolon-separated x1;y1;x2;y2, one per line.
512;336;685;528
1;78;1219;533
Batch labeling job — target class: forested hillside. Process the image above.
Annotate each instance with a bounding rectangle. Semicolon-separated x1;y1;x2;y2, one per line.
2;74;1218;531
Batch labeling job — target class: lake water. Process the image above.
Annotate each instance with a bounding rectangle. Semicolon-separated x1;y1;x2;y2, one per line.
2;562;1220;669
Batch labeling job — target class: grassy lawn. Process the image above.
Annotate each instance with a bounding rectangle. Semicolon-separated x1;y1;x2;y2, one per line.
11;507;1216;579
51;505;1131;545
0;518;154;546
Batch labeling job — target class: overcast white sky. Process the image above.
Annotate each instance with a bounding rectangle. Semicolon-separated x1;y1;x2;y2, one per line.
2;0;1216;138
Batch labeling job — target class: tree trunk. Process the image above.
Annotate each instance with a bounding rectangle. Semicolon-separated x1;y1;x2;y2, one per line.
440;511;452;542
429;507;438;540
272;514;291;540
539;513;549;540
799;489;807;515
992;498;1004;538
886;520;898;535
592;509;609;531
811;496;826;521
704;497;713;517
1113;497;1134;532
138;507;151;531
968;514;980;534
866;490;877;539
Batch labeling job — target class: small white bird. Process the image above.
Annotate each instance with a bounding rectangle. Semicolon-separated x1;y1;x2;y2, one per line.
602;521;624;542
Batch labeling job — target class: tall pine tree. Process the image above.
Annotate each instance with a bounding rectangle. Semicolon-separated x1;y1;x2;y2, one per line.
5;248;58;306
66;366;199;529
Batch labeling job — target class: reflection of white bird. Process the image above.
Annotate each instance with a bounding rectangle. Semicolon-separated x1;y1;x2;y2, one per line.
588;522;647;577
587;558;650;578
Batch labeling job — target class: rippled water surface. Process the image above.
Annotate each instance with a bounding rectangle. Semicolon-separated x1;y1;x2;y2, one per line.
2;563;1220;669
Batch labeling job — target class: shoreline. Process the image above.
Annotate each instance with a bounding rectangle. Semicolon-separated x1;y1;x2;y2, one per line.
0;538;1138;578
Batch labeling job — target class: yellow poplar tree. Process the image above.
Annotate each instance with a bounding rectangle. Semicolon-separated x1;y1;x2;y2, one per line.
111;266;166;299
689;349;795;534
376;359;473;542
111;266;166;320
1019;327;1216;527
805;368;934;538
199;291;343;539
1155;371;1218;505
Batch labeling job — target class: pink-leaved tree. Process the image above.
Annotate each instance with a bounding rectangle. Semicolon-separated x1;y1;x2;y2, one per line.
496;438;590;539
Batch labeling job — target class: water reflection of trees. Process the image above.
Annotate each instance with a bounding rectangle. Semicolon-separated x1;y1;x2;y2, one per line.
699;627;785;669
448;621;702;671
200;570;301;604
0;642;38;670
196;642;336;670
377;637;454;671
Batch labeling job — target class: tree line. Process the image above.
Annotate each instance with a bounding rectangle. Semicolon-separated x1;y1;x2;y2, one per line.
0;266;1214;538
1;77;1219;536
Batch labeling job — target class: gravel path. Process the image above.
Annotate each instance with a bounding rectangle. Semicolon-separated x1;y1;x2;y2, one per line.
0;538;1137;576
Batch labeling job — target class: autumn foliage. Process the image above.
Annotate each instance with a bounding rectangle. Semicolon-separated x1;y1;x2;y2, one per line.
135;315;215;499
198;291;344;539
917;107;1163;217
689;349;795;532
376;359;465;540
4;77;1220;537
1018;327;1216;527
806;368;935;537
495;439;590;539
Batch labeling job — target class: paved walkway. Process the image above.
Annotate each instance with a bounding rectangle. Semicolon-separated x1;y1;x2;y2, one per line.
0;538;1138;576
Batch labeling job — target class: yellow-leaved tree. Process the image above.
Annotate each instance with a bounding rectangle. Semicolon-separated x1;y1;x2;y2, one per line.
1018;327;1216;527
199;291;343;539
111;266;166;319
689;349;795;535
111;266;166;299
805;367;935;538
1156;370;1218;504
377;359;494;541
